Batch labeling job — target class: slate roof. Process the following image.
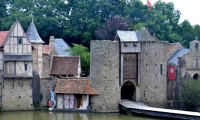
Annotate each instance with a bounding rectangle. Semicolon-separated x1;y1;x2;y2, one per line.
168;49;190;66
55;38;71;56
50;56;80;76
42;45;52;55
0;31;9;46
117;30;140;42
26;21;45;43
54;79;100;95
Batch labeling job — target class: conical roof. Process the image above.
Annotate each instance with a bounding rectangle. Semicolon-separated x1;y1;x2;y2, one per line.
26;21;45;43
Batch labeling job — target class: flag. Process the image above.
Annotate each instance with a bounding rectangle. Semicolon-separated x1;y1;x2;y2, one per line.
147;0;152;10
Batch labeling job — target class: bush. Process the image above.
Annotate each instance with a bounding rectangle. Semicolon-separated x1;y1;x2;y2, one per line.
180;80;200;111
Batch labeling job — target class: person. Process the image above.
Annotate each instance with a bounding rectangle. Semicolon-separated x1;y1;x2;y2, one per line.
48;99;52;107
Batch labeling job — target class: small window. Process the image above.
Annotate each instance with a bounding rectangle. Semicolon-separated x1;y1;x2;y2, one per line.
195;43;199;51
196;58;199;69
18;38;22;44
160;64;163;75
124;43;128;46
24;62;28;71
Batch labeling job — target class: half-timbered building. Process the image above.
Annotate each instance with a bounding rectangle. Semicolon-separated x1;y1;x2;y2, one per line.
1;20;33;110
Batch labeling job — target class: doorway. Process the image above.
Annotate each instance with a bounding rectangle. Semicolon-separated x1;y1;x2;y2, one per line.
121;81;135;100
193;74;200;80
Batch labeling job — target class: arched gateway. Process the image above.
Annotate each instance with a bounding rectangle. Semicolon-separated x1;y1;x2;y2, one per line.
193;73;200;80
121;81;136;100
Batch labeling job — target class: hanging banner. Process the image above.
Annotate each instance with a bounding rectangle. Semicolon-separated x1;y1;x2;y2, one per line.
168;66;176;80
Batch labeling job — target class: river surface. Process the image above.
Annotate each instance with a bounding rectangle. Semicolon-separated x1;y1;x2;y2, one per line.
0;111;166;120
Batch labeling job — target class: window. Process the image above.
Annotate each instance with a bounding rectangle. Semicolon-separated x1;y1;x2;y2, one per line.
24;62;28;71
124;43;128;46
18;38;22;44
195;43;199;51
160;64;163;75
196;58;199;69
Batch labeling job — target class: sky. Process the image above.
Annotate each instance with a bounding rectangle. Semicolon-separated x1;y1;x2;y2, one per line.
141;0;200;25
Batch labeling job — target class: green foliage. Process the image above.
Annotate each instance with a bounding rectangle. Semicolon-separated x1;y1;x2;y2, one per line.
95;15;133;40
180;80;200;111
66;44;90;76
1;0;200;48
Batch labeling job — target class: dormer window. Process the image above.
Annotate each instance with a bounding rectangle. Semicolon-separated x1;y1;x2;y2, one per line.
18;38;22;44
195;43;199;51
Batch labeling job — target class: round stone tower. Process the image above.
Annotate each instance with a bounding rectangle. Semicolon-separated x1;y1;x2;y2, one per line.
90;40;120;112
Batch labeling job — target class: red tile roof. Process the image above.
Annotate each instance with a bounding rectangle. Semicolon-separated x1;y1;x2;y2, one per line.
50;56;80;76
42;45;52;55
54;79;100;95
0;31;9;46
167;42;178;55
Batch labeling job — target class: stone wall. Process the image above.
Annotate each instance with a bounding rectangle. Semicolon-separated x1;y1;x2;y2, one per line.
180;40;200;78
140;41;168;108
42;55;51;78
90;40;120;112
42;46;57;78
40;78;57;107
0;71;3;108
2;78;33;110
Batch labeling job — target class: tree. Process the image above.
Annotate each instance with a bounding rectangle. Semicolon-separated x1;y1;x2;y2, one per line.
66;44;90;76
148;0;183;45
0;0;7;30
95;15;133;40
180;80;200;111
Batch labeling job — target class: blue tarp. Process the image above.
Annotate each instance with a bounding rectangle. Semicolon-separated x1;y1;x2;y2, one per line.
50;90;56;106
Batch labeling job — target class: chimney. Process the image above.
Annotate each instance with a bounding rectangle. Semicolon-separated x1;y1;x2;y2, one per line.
49;36;55;47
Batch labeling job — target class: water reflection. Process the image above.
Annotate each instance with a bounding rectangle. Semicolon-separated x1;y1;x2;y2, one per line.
0;111;164;120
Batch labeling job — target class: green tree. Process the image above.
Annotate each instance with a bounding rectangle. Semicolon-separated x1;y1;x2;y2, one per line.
95;15;133;40
180;80;200;111
0;0;7;30
66;44;90;76
148;0;183;45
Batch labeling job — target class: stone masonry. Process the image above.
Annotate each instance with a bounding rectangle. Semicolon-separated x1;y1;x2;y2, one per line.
90;40;120;112
140;40;168;108
40;78;57;107
2;78;33;110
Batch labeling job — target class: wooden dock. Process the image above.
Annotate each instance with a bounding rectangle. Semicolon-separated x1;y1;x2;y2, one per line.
119;100;200;119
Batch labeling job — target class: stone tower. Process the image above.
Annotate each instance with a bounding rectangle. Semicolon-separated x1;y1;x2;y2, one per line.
139;28;168;107
26;20;45;78
90;40;120;112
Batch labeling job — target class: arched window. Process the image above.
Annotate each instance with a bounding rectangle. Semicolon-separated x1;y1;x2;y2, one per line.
196;58;199;69
195;43;199;51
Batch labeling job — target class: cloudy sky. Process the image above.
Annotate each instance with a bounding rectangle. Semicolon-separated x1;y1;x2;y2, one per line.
141;0;200;25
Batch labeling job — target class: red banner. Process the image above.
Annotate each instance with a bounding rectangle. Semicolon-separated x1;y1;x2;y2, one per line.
168;66;176;80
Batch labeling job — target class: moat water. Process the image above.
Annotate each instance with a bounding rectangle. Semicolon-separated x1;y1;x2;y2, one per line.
0;111;166;120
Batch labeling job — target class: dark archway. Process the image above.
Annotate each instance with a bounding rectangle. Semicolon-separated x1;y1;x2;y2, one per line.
121;81;135;100
193;74;200;80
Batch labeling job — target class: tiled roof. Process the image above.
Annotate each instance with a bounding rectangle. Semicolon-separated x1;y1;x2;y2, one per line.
26;21;45;43
0;31;9;46
54;79;100;95
168;49;190;66
117;30;140;42
167;43;178;55
55;38;71;56
42;45;52;55
50;56;80;76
